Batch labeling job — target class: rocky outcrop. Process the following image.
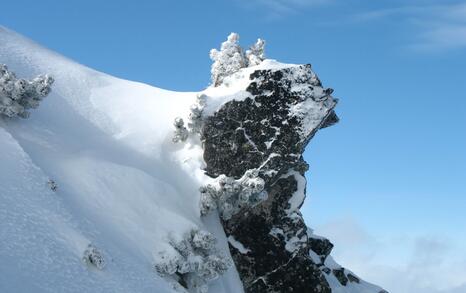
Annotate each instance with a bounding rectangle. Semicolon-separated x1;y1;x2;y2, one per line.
201;64;385;292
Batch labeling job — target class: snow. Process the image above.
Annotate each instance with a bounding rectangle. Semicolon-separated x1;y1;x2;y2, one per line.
284;234;307;253
280;170;307;214
321;257;386;293
309;249;322;264
0;26;243;293
227;236;251;254
270;224;307;253
288;85;336;140
323;256;385;293
264;126;280;149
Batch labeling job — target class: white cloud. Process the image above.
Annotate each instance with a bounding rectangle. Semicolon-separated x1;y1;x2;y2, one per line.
415;24;466;50
314;217;466;293
237;0;466;50
354;2;466;51
236;0;332;17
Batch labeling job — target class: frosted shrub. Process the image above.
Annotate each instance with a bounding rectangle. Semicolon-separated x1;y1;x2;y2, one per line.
246;38;266;66
154;229;231;293
173;117;189;143
210;34;268;86
173;94;207;142
191;229;215;251
0;64;54;118
187;94;206;134
200;169;267;220
210;33;247;86
82;244;105;270
47;179;58;192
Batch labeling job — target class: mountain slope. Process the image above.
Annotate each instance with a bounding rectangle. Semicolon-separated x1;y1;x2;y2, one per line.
0;27;386;293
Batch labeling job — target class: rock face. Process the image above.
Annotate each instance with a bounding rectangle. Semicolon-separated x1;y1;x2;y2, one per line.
201;64;384;292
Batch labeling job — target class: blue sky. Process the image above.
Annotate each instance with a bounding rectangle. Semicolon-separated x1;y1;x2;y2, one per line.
3;0;466;292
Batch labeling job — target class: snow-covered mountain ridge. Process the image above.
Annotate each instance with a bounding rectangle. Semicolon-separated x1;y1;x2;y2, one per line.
0;27;386;293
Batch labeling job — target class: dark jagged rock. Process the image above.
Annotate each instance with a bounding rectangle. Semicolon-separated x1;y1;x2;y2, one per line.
248;254;329;293
347;273;360;284
320;110;339;129
333;268;349;286
201;63;386;292
309;237;334;259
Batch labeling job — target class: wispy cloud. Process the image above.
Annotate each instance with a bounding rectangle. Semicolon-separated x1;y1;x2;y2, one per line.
237;0;466;50
354;2;466;51
237;0;332;18
315;217;466;293
415;23;466;51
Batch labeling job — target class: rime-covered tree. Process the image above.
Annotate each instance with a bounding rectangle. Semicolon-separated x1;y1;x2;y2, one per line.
173;117;189;143
0;64;54;119
187;94;206;134
246;38;266;66
154;229;231;293
200;169;267;220
47;179;58;192
82;244;105;270
173;94;207;142
210;33;247;86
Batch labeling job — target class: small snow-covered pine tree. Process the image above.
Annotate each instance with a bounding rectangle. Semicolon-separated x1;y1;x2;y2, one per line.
0;64;54;119
246;38;266;66
191;229;216;251
173;94;207;142
187;94;206;134
210;33;247;86
154;229;231;293
82;244;105;270
47;179;58;192
155;246;183;275
200;169;267;220
173;117;189;143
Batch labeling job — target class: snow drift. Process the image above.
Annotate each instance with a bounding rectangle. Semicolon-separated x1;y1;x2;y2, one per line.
0;26;242;293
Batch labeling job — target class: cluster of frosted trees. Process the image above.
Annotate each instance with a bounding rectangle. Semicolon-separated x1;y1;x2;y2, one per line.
155;229;231;293
210;33;266;86
200;169;267;220
172;94;206;143
0;64;54;118
173;32;266;141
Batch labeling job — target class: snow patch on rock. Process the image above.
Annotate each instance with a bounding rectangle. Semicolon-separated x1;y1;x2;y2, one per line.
227;236;251;254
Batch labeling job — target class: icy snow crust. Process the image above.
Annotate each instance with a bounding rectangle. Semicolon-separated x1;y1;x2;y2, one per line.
0;27;243;293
